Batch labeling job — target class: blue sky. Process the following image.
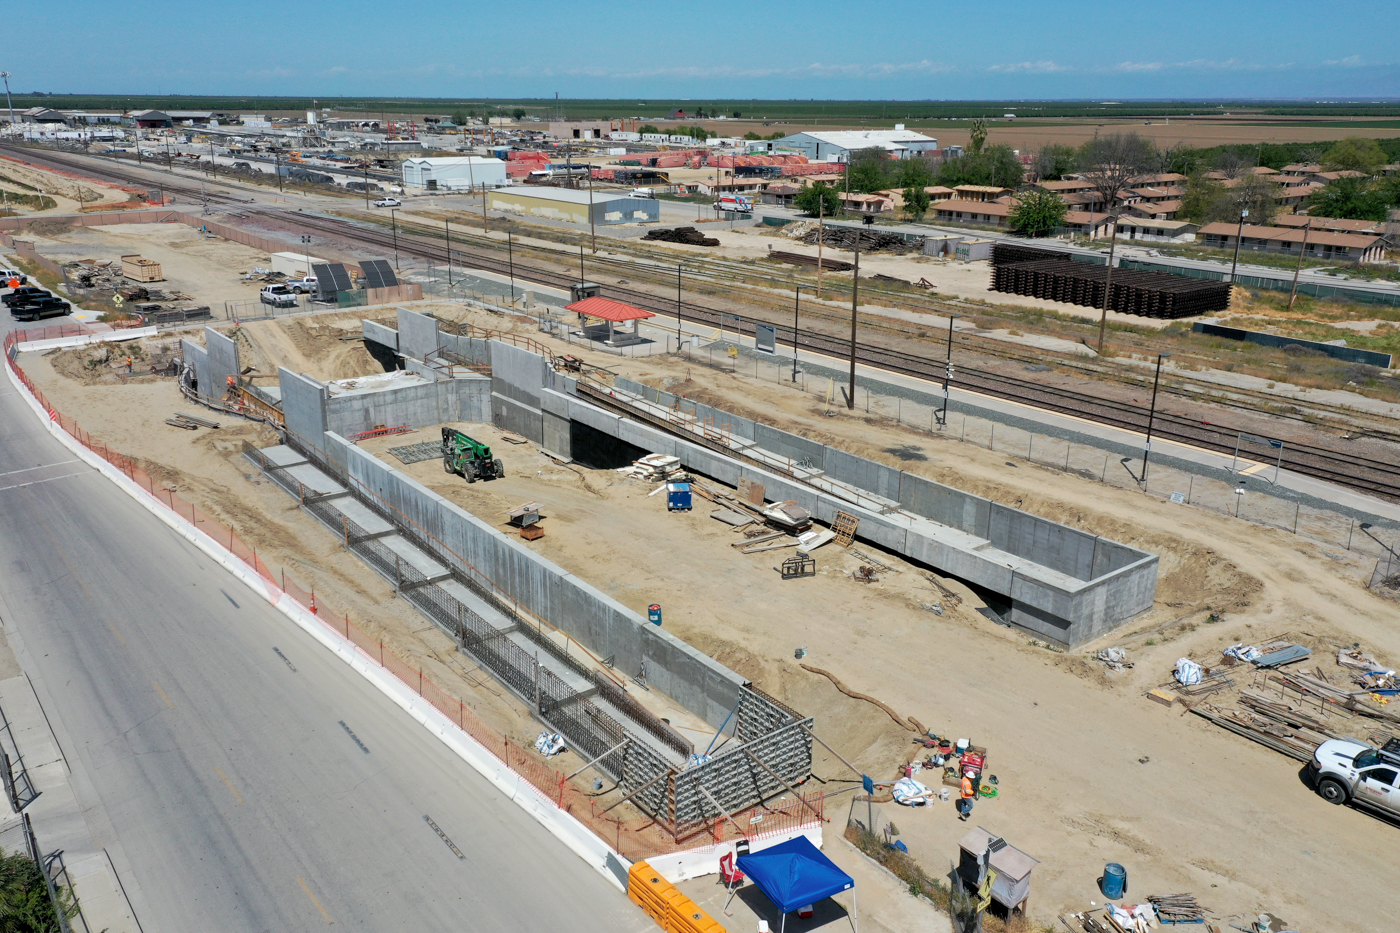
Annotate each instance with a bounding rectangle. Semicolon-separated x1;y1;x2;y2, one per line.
6;0;1396;100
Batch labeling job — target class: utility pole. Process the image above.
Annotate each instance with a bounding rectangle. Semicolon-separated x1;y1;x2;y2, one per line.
301;235;312;282
847;229;861;408
0;73;13;128
588;165;597;253
1287;221;1312;310
274;143;284;194
363;165;371;209
1141;353;1171;487
1228;208;1249;283
816;194;825;300
942;314;960;424
507;231;516;304
676;264;684;353
792;285;805;382
445;219;453;286
391;208;399;268
1096;214;1119;354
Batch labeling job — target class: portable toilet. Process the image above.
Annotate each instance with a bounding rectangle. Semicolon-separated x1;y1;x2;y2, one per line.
666;483;692;512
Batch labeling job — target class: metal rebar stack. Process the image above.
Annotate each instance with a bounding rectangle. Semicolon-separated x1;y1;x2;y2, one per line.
990;242;1074;266
990;259;1232;318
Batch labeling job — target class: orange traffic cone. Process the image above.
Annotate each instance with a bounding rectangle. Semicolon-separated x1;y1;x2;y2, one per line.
309;593;318;615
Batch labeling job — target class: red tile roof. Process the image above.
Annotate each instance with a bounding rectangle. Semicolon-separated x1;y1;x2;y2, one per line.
565;296;656;322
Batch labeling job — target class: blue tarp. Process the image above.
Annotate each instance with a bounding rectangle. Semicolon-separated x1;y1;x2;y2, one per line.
736;836;854;914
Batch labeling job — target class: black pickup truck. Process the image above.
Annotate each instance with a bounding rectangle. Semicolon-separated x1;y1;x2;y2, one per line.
11;296;72;321
3;287;51;308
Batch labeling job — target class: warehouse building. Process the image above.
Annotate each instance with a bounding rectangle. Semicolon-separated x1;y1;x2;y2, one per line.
401;156;508;190
486;187;660;225
759;126;938;162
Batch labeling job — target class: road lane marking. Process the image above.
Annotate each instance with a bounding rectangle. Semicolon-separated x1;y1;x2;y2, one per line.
273;646;297;672
297;876;334;923
107;621;125;644
338;720;369;754
424;815;466;860
214;766;244;804
0;459;81;478
153;681;174;709
0;469;94;493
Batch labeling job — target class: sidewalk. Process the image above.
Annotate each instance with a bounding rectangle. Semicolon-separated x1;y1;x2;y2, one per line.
0;624;142;933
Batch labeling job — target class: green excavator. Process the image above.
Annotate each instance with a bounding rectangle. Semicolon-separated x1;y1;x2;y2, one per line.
441;427;505;482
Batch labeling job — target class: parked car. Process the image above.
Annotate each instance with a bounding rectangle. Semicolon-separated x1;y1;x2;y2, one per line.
259;284;299;308
1308;737;1400;817
1;268;30;286
373;197;402;207
284;276;318;295
3;287;50;308
11;296;72;321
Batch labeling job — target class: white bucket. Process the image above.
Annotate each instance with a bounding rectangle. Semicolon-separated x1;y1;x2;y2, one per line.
940;787;951;802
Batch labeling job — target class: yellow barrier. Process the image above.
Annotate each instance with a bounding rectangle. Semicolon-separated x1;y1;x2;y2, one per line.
627;860;728;933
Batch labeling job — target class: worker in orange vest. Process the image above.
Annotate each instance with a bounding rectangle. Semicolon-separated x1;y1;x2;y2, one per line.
958;772;976;821
125;356;133;373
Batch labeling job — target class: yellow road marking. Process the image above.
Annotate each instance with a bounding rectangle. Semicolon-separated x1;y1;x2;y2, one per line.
153;681;174;709
214;766;244;804
107;621;125;644
297;876;333;923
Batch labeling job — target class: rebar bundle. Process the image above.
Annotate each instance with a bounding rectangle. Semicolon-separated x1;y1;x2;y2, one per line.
990;259;1231;318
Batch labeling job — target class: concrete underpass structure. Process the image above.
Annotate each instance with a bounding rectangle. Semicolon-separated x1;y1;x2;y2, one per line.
360;309;1157;648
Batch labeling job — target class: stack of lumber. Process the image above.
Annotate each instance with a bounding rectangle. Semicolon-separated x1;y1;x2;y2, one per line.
1275;670;1400;724
800;226;922;254
1148;894;1208;923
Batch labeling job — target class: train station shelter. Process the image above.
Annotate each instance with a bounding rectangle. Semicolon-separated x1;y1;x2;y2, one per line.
564;295;654;347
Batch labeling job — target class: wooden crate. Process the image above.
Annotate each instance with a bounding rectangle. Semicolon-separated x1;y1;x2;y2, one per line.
121;254;164;282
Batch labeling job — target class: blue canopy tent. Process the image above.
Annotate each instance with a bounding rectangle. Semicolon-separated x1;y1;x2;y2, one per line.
727;836;857;932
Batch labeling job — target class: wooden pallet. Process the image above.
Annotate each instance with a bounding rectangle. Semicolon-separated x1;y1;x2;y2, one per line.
832;511;859;548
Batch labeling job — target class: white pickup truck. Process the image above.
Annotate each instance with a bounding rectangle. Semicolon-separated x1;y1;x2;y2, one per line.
259;284;299;308
1308;737;1400;817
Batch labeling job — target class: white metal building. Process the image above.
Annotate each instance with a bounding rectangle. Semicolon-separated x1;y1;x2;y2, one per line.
401;157;508;190
760;127;938;162
486;186;660;225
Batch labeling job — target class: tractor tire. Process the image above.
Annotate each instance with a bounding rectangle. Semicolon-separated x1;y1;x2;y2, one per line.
443;456;454;474
493;459;504;479
465;463;477;483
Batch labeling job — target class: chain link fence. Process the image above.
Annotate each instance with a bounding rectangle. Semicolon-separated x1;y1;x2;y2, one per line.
666;341;1400;569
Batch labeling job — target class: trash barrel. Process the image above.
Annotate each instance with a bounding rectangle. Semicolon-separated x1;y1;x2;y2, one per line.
1101;863;1127;899
648;604;662;626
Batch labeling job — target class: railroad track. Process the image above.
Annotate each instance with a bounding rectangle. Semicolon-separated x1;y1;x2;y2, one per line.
277;211;1400;501
2;143;1394;498
0;143;254;206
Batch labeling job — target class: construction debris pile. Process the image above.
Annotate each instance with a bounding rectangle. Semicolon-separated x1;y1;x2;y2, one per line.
62;261;192;303
625;453;687;482
641;226;720;247
800;226;923;254
1156;634;1400;762
1065;893;1211;933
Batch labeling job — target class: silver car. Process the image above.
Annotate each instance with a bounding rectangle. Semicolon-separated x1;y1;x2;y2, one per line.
1308;737;1400;818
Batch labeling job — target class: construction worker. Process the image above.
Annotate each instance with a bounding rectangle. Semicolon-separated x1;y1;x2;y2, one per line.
958;771;976;821
125;355;133;373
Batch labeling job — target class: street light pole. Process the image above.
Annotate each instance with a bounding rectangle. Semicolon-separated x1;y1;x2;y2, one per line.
507;231;516;304
390;208;400;268
792;285;806;382
0;73;14;128
364;166;370;209
1141;352;1171;487
445;219;453;287
847;232;860;409
941;314;960;424
676;264;684;354
1287;220;1311;310
1228;208;1249;284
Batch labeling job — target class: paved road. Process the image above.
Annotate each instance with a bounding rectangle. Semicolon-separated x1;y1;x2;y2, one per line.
0;315;648;931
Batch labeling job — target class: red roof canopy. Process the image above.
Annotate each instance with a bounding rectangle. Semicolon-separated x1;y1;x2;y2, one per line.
566;296;655;322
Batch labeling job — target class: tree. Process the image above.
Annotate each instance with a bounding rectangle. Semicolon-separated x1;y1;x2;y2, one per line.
846;148;892;193
1179;171;1279;225
511;108;527;121
743;131;763;140
1;850;77;933
894;158;934;189
795;182;841;217
450;111;468;126
732;110;742;118
1307;176;1388;221
1323;136;1387;173
1033;144;1077;181
1212;146;1255;179
1077;132;1157;214
937;144;1023;189
638;124;660;135
1157;143;1201;176
1009;188;1068;237
968;118;988;154
903;186;931;220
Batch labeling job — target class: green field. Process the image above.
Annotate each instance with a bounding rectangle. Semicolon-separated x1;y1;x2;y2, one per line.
10;95;1400;123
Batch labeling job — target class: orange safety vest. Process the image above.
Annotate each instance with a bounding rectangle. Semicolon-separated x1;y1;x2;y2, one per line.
961;776;975;799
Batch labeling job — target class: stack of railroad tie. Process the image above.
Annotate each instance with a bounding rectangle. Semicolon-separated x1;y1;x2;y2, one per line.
989;259;1231;319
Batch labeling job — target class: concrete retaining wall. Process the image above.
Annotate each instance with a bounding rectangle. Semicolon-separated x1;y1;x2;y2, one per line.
204;326;239;393
397;306;442;358
322;431;747;727
279;367;328;444
325;377;491;437
181;339;209;396
362;319;398;351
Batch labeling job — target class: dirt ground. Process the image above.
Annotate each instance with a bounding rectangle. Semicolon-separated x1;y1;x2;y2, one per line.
21;311;1400;932
0;156;130;213
14;221;281;310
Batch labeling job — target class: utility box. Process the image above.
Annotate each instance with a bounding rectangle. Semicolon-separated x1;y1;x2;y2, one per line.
958;827;1038;912
120;255;164;282
666;483;692;512
570;282;603;303
955;239;993;263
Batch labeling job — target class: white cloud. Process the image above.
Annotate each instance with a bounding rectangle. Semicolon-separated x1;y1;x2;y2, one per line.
986;61;1064;74
1324;54;1365;67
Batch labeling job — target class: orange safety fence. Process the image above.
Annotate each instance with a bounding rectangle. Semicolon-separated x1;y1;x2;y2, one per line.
3;330;827;861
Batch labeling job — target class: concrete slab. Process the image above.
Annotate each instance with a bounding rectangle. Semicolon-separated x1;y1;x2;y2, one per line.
255;444;308;469
279;463;348;498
